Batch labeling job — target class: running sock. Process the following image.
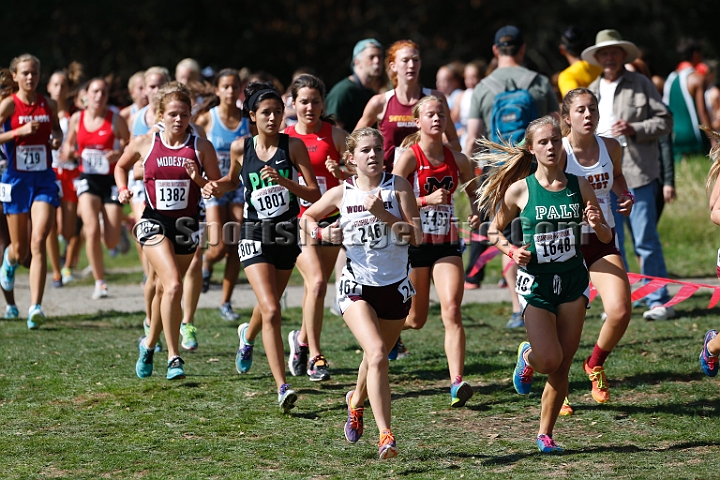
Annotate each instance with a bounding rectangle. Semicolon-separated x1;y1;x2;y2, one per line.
299;341;309;348
453;375;463;385
587;344;611;369
95;280;105;287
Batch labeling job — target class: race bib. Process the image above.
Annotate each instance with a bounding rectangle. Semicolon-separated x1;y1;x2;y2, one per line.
298;176;327;207
0;182;11;202
81;148;110;175
355;221;389;248
16;145;47;172
217;152;232;176
155;180;190;211
515;270;535;295
534;227;576;264
238;239;262;262
397;277;416;303
251;185;290;219
338;276;362;297
420;205;452;235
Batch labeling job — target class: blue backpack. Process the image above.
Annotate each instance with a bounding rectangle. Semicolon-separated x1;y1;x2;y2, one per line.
482;71;538;145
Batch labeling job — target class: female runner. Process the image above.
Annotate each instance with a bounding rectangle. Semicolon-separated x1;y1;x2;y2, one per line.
120;71;147;125
285;74;348;382
116;87;220;379
478;115;611;452
303;127;421;459
195;68;249;321
561;87;634;412
0;54;63;328
392;95;480;407
62;77;130;299
203;82;320;412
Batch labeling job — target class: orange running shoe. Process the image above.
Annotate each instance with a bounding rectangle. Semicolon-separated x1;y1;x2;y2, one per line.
583;357;610;403
378;429;398;460
559;396;574;416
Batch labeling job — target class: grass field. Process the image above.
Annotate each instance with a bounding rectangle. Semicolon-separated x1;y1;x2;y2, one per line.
2;292;720;479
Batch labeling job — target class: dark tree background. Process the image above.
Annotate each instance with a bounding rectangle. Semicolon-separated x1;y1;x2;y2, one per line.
1;0;717;101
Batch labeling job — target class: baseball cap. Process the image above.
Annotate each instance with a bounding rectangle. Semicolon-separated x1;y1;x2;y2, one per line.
351;38;383;67
494;25;524;47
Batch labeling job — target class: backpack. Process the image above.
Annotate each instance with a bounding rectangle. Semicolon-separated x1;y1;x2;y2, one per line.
481;70;538;145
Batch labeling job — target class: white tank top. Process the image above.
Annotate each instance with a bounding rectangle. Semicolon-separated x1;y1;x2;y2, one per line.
340;173;409;286
563;135;615;231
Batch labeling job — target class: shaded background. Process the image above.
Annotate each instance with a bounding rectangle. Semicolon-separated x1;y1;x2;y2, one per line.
1;0;717;100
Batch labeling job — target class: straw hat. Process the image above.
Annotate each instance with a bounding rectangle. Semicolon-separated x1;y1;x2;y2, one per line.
581;29;639;66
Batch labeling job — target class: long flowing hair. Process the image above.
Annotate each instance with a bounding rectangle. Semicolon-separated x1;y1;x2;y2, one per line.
703;125;720;194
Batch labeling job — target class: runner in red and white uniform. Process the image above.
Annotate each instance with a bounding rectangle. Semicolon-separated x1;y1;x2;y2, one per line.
560;87;633;413
115;87;220;380
285;74;349;382
392;95;480;408
0;54;63;329
62;78;129;299
356;39;460;171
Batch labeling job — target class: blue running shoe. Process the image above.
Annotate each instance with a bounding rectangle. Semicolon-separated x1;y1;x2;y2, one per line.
4;304;18;319
700;329;719;377
0;248;17;292
143;319;162;353
278;383;297;413
180;323;198;351
27;305;44;330
219;302;240;322
235;323;254;374
166;356;186;380
344;390;364;443
513;341;534;394
450;380;474;408
537;434;563;453
388;337;409;361
506;312;524;329
136;336;154;378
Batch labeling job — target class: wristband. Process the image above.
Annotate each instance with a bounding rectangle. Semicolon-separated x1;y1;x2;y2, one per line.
622;190;635;204
421;196;427;208
118;186;129;193
312;226;323;241
12;129;19;141
508;246;517;259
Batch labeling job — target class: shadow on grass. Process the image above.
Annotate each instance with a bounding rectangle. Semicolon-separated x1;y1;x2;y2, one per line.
570;397;720;416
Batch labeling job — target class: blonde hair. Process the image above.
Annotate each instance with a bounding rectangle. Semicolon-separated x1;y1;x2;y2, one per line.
702;125;720;194
386;40;420;88
475;115;560;215
127;71;145;91
10;54;40;73
155;82;192;118
144;66;171;84
400;95;444;149
342;127;384;164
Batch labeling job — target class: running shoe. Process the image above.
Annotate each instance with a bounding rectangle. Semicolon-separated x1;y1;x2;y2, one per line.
201;268;211;293
235;323;254;374
583;357;610;403
143;319;162;353
180;323;198;351
92;283;108;300
61;267;75;285
450;380;474;408
700;329;719;377
4;304;18;319
388;337;409;361
52;277;63;288
166;356;186;380
136;336;154;378
378;429;398;460
278;383;297;413
513;341;534;395
27;305;44;330
344;390;364;443
219;302;240;322
307;354;331;382
464;281;480;290
506;312;524;329
559;397;574;416
329;302;341;317
642;305;676;321
288;329;309;376
536;434;563;453
0;248;17;292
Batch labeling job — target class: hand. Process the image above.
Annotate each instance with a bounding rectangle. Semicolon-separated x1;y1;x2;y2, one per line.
184;158;199;181
203;180;220;199
364;190;386;217
50;137;62;150
468;214;481;230
105;150;122;164
663;185;676;204
325;156;342;179
426;188;450;206
117;188;133;204
611;119;635;137
260;166;283;185
512;243;532;267
616;194;633;216
16;121;39;137
584;201;603;230
323;220;343;244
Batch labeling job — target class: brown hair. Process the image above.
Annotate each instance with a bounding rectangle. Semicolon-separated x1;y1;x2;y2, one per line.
476;115;560;215
399;95;444;149
10;54;40;74
156;82;192;120
386;40;420;88
342;127;384;164
560;87;598;136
